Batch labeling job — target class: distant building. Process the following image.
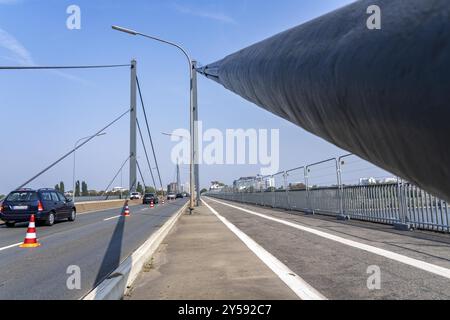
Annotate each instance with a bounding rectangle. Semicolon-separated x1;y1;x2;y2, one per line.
210;181;225;191
233;177;256;191
359;177;398;186
181;182;190;194
264;177;275;189
167;182;178;193
232;175;277;191
380;177;398;184
359;178;377;186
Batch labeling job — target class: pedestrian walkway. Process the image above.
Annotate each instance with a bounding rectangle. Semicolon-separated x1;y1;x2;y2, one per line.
125;204;299;300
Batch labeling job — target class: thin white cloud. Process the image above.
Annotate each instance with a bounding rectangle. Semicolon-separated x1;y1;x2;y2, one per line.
0;27;91;85
173;3;237;25
0;27;34;65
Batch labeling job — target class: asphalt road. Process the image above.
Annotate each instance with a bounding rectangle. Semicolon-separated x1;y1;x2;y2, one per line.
203;197;450;300
0;199;188;300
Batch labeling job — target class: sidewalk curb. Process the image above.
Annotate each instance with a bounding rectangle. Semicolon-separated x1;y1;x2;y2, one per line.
82;201;189;300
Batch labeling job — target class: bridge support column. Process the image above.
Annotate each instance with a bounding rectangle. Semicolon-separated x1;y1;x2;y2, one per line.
129;59;137;193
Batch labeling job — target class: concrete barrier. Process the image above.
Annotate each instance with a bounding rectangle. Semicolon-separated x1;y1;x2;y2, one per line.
76;199;141;214
83;201;189;300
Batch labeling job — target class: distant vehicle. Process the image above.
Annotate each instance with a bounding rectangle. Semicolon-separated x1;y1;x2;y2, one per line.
167;193;176;200
0;188;76;227
130;192;142;200
176;193;184;199
182;192;188;198
143;193;159;205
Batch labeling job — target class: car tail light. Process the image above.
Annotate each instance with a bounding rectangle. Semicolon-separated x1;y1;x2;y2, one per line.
37;200;44;212
0;204;3;213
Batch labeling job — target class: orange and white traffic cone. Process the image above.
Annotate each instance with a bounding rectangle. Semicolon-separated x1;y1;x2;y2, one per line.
20;214;41;248
150;200;154;209
122;201;131;217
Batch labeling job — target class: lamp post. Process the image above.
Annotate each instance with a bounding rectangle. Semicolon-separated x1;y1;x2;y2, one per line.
72;132;107;203
112;25;198;210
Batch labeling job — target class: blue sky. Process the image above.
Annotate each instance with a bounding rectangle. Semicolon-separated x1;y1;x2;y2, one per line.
0;0;370;194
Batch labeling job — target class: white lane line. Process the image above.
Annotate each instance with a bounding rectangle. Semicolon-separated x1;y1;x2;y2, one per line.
0;242;22;252
201;199;326;300
206;197;450;281
0;210;130;252
103;215;121;221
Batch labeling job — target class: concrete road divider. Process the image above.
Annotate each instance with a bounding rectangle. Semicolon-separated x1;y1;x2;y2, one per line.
83;201;189;300
76;199;141;214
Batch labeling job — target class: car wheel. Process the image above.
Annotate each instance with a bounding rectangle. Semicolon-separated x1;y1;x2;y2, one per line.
5;222;15;228
46;212;55;226
68;209;76;222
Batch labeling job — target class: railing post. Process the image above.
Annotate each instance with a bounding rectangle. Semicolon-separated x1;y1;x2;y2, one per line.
304;167;312;214
337;157;349;220
284;171;291;211
394;178;412;231
271;175;275;208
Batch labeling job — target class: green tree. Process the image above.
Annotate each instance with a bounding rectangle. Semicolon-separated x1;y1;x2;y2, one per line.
81;181;89;196
75;180;81;197
200;188;208;194
145;186;156;194
137;182;144;194
59;181;65;193
55;184;60;191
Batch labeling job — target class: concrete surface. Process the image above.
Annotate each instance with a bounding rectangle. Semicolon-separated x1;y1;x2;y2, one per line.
203;197;450;300
125;204;299;300
0;199;188;299
76;199;141;214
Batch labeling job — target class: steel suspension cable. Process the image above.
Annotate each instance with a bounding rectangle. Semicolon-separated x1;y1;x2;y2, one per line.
0;64;130;70
136;160;147;193
102;155;131;200
16;108;131;190
136;76;164;193
136;119;157;191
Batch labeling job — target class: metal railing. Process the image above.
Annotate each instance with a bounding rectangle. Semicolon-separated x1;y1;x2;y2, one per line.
207;154;450;233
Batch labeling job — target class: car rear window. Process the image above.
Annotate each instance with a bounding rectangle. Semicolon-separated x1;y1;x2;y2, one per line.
6;191;38;202
145;194;155;197
40;192;52;201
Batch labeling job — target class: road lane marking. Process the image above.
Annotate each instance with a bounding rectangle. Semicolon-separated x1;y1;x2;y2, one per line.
201;199;326;300
206;197;450;281
103;215;121;221
0;242;23;252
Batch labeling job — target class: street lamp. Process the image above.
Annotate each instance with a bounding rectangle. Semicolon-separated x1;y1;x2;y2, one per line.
161;132;189;140
112;25;199;210
72;132;107;203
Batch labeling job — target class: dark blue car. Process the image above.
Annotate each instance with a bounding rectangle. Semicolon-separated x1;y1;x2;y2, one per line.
0;188;76;227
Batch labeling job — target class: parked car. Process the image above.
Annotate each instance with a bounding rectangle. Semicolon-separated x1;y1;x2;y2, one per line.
0;188;76;227
143;193;159;205
130;192;142;200
176;193;184;199
167;193;176;201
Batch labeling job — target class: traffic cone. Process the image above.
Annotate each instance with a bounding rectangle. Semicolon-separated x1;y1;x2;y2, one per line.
150;200;154;209
122;201;131;217
20;214;41;248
